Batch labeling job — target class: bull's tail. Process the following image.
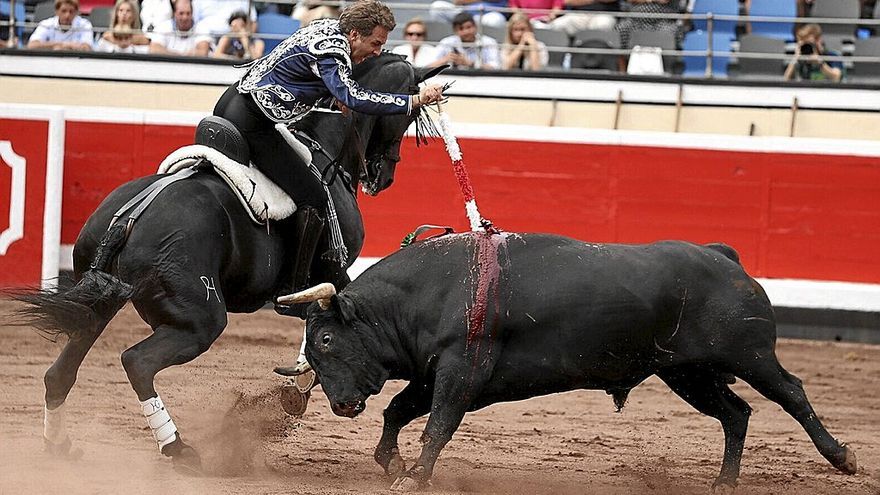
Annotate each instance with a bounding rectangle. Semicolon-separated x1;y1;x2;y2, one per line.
13;224;133;342
705;243;741;265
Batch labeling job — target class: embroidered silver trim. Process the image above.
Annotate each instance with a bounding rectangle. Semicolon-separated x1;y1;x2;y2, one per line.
333;58;408;108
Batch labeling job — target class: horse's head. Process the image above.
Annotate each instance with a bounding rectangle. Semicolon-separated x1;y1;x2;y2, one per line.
352;53;446;196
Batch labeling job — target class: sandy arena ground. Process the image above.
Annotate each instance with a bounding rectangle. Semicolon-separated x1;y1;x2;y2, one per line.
0;301;878;495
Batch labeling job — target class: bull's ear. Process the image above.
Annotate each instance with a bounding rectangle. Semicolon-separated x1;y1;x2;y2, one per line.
415;64;449;84
330;295;358;324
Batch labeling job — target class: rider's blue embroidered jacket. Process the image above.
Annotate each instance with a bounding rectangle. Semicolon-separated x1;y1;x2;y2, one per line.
237;19;412;124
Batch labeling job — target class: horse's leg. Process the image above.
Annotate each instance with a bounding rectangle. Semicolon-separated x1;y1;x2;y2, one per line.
374;381;433;477
121;303;227;474
42;321;109;458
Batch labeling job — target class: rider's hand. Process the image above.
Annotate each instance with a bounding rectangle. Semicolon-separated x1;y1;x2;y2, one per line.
415;84;444;108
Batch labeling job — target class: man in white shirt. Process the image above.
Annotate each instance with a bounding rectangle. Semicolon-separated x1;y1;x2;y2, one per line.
27;0;93;51
148;0;213;56
432;12;500;69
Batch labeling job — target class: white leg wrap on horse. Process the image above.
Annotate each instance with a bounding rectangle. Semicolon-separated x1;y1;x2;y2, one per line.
44;403;69;444
140;396;178;451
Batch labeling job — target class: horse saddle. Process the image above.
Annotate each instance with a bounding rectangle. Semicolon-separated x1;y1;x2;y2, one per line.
157;116;300;224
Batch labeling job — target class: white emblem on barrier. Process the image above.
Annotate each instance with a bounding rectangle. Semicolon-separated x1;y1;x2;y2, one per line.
200;276;221;302
0;141;26;255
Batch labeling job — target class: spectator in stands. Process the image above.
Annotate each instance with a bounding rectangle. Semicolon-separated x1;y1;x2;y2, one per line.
510;0;564;26
292;0;341;26
194;0;257;38
148;0;213;56
502;12;548;69
141;0;172;32
391;18;441;67
615;0;680;49
548;0;618;36
429;0;508;29
784;23;844;82
212;10;264;60
432;12;501;69
27;0;93;51
95;0;150;53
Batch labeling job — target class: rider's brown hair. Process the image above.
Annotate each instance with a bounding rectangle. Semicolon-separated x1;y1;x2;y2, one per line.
339;0;395;37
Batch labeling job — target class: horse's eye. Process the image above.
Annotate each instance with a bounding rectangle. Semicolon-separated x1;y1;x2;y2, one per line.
321;333;332;346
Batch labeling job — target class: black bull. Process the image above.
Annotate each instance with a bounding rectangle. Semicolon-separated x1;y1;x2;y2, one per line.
295;232;857;490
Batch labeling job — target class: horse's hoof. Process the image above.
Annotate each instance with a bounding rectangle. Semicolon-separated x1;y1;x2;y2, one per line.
280;380;310;417
837;443;858;474
171;445;203;477
43;436;83;460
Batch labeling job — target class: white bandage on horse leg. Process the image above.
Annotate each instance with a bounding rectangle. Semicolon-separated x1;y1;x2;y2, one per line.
44;402;69;445
140;396;178;451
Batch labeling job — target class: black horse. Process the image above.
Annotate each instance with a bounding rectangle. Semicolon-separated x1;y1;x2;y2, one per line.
17;53;445;472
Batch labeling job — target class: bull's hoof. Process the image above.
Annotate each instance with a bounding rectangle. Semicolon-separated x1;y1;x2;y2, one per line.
386;453;407;478
171;445;203;477
376;446;407;477
836;443;858;475
43;436;84;460
711;476;737;494
391;466;430;492
712;483;736;495
390;475;422;492
280;379;311;417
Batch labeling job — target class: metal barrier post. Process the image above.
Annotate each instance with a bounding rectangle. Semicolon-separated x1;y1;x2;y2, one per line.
5;0;15;47
706;13;714;79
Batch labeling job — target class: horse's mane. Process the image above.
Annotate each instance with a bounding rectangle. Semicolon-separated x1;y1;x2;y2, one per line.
354;52;441;147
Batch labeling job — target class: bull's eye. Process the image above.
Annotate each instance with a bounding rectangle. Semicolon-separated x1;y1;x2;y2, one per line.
321;333;332;346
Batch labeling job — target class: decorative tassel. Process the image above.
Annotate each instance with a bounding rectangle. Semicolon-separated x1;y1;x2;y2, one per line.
437;111;493;233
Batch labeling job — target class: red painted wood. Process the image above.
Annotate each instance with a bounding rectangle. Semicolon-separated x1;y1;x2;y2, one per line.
0;118;50;288
58;123;880;284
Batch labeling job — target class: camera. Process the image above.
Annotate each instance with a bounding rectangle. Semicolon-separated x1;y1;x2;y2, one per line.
800;42;816;56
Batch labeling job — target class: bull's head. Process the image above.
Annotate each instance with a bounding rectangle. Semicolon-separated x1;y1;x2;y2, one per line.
279;284;389;418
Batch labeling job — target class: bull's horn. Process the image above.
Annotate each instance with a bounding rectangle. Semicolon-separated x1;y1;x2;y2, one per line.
277;283;337;310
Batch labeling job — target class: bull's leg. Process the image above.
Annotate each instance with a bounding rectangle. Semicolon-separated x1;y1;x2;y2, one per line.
739;359;857;475
120;313;226;475
391;365;475;492
658;367;752;489
375;381;433;477
42;321;109;458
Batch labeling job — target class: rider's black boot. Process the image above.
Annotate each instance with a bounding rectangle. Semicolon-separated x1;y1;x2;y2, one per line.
274;206;325;318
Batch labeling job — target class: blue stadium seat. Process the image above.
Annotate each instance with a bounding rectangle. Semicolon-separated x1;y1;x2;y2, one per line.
0;0;26;44
681;29;730;77
257;12;299;52
748;0;795;41
691;0;738;42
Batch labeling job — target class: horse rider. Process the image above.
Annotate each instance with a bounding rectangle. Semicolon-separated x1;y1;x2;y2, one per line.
211;0;445;314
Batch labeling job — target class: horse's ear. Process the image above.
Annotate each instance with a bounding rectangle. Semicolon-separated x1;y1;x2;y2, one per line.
415;64;449;83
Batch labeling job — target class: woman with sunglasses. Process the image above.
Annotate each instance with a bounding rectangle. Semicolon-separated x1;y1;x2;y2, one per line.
391;18;441;67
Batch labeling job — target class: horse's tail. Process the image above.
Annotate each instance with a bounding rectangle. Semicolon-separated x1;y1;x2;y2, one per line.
14;224;134;342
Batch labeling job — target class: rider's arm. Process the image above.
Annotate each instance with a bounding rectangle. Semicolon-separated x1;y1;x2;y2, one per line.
315;56;414;115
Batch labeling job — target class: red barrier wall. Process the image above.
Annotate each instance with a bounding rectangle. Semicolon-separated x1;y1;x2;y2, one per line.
60;121;880;284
